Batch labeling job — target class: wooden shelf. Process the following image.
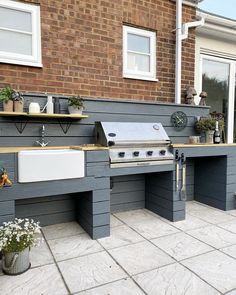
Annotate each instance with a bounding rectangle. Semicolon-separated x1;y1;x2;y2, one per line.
0;111;88;119
0;111;88;134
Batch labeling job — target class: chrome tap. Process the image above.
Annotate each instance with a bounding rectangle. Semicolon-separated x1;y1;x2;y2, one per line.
35;125;50;147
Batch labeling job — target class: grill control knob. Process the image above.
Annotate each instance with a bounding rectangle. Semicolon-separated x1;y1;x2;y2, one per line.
147;151;153;156
133;151;139;157
118;152;125;158
159;150;166;156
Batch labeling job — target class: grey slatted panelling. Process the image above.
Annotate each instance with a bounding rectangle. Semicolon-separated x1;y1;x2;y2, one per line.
0;94;210;147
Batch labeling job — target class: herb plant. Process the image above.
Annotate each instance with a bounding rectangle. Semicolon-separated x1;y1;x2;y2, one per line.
68;96;84;110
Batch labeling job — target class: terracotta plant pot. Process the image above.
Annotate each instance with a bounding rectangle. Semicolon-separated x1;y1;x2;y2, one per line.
3;100;13;112
14;101;24;113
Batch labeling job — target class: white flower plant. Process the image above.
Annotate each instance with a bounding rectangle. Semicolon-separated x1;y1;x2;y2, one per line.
0;218;41;253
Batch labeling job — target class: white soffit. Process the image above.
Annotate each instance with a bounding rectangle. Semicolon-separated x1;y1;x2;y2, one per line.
171;0;204;7
196;10;236;42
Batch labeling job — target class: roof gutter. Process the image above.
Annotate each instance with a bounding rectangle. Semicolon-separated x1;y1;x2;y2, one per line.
175;0;204;104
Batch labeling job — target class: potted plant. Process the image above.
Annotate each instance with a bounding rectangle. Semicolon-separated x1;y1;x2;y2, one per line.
0;218;41;275
0;86;15;112
195;117;223;143
12;91;24;113
68;95;84;114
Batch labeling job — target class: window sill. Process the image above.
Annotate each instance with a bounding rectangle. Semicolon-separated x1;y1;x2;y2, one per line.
0;58;43;68
123;74;158;82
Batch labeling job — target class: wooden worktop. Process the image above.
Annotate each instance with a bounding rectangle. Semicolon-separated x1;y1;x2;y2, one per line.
171;143;236;148
0;144;108;154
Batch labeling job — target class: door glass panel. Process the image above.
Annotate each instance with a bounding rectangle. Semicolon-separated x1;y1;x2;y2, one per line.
202;58;229;141
234;74;236;142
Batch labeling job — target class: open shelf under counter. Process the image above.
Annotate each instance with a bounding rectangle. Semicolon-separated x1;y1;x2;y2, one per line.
0;111;89;134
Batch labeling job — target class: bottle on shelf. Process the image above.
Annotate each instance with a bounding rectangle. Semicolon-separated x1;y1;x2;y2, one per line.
213;121;221;144
46;95;54;114
54;97;61;114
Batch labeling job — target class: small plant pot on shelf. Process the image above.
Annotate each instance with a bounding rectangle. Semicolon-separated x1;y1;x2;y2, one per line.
205;130;214;144
2;247;30;276
3;100;13;112
14;101;24;113
68;106;83;115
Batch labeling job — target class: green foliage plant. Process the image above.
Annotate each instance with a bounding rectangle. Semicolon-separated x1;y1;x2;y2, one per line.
0;86;15;103
68;95;84;110
195;117;224;133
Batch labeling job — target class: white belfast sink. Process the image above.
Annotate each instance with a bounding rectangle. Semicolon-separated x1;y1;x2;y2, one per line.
18;149;84;183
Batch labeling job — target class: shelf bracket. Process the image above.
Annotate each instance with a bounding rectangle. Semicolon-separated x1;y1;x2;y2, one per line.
58;120;72;134
13;119;29;134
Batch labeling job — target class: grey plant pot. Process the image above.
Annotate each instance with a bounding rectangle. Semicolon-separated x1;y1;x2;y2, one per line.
2;247;31;275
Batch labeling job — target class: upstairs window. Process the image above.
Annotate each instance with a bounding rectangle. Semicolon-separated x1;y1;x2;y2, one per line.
123;25;157;81
0;0;42;67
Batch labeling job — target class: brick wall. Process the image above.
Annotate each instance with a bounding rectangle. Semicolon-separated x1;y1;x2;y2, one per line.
0;0;196;102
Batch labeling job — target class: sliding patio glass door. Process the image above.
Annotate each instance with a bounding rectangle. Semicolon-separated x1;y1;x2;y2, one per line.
201;55;236;143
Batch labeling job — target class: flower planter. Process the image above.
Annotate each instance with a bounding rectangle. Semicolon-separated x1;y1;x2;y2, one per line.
68;106;83;115
14;101;24;113
3;100;13;112
2;247;30;275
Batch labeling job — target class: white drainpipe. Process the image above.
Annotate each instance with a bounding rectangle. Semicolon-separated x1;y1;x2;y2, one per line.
175;0;205;104
175;0;183;104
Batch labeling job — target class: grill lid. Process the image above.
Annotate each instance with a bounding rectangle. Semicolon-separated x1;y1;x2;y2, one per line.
95;122;171;147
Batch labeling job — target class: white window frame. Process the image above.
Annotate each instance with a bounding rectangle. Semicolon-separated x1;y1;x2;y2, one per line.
0;0;42;67
199;54;236;143
123;25;157;81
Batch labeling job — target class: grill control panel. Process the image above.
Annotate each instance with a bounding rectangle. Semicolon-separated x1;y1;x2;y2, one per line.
109;147;173;163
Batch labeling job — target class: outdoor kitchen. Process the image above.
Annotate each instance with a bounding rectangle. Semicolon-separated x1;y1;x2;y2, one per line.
1;96;236;242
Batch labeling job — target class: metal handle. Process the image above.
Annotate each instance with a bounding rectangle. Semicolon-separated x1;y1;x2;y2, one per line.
176;162;179;190
2;253;19;271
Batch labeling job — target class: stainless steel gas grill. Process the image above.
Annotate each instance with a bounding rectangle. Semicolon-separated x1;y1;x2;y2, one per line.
95;122;174;168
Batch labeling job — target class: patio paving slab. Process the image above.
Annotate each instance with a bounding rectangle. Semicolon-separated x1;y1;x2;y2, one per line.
108;240;174;275
133;263;220;295
77;278;145;295
218;219;236;234
152;232;213;261
225;290;236;295
187;207;235;224
42;222;84;240
169;213;210;231
48;233;103;262
0;264;68;295
182;250;236;293
98;224;144;250
110;215;124;228
129;218;180;240
114;209;157;225
187;225;236;248
58;251;127;293
220;244;236;259
30;239;54;267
